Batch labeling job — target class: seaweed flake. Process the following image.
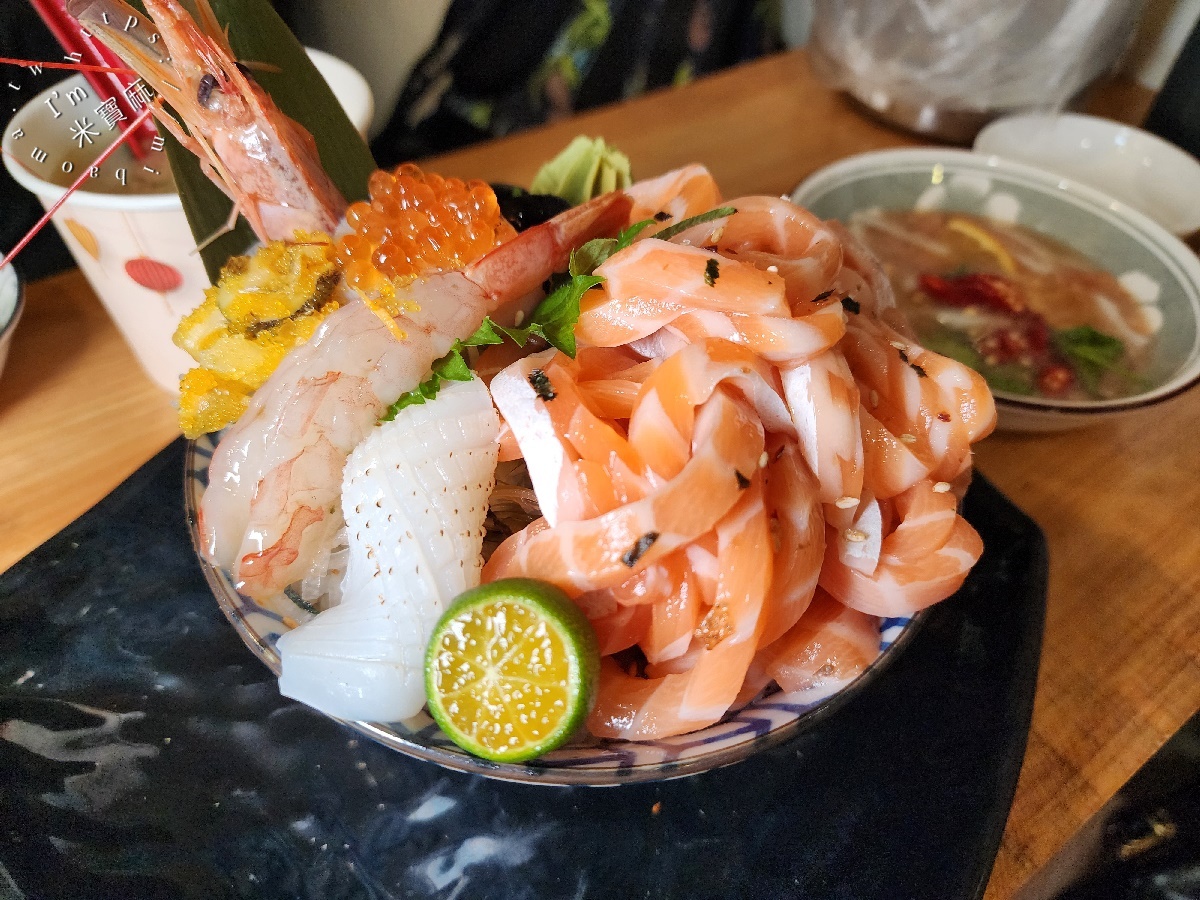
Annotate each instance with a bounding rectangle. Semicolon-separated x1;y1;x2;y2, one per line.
621;532;660;567
528;368;557;401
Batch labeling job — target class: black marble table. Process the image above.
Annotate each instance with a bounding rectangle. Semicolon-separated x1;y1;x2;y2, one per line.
0;439;1047;900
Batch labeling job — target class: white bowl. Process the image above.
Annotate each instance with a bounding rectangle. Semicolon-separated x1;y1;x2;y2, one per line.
793;148;1200;432
307;47;374;139
0;264;24;384
974;113;1200;237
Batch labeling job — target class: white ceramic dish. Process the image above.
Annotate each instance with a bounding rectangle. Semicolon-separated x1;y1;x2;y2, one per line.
974;113;1200;237
0;264;23;384
793;148;1200;432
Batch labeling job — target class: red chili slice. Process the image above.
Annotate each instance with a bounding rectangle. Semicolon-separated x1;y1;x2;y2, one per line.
1038;364;1075;396
918;272;1027;315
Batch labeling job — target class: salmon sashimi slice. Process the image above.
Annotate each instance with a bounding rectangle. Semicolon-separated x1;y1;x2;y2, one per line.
757;588;881;693
881;480;958;562
664;195;844;307
859;405;932;499
781;348;864;507
757;440;825;648
590;603;653;656
644;303;847;367
576;239;790;348
827;490;888;576
489;353;651;524
484;388;764;593
623;164;723;228
588;481;773;739
841;315;995;486
818;481;984;617
628;339;791;480
467;168;999;742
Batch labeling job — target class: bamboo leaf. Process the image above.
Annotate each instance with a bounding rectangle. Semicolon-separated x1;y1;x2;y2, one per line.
163;130;257;282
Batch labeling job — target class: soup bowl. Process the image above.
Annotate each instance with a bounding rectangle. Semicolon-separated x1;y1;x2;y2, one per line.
0;264;24;385
792;149;1200;432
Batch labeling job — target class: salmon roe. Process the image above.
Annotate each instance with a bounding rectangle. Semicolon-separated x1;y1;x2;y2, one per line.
335;163;512;305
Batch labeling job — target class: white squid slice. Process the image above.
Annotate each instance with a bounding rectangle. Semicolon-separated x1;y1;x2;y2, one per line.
276;376;500;723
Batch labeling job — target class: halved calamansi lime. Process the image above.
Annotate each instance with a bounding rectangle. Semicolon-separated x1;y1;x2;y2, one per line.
425;578;599;763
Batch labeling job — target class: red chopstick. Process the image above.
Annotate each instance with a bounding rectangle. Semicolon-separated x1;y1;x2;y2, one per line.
27;0;155;158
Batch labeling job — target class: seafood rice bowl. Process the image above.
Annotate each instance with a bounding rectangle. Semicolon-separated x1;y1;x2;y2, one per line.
83;0;997;780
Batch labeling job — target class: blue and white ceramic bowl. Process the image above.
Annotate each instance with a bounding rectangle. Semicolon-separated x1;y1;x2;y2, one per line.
185;436;920;785
793;149;1200;432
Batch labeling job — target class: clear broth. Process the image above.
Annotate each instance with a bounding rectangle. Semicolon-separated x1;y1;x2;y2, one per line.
849;210;1156;400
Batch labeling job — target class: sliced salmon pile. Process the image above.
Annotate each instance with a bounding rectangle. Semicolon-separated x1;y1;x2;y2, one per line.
482;166;996;740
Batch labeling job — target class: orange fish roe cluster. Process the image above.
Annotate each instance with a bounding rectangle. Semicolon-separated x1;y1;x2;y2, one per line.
336;164;512;308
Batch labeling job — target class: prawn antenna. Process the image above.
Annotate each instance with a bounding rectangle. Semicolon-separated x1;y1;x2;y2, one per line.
0;56;136;75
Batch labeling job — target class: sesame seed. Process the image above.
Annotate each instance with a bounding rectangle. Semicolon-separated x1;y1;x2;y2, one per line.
870;390;880;408
758;451;769;468
513;310;525;326
899;433;917;444
844;528;868;542
766;265;779;274
933;481;952;493
834;496;858;509
890;341;908;351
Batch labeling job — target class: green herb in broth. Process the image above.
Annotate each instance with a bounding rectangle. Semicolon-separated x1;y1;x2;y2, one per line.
1053;326;1149;397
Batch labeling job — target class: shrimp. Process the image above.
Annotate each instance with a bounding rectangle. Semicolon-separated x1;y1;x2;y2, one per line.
70;0;347;241
199;191;632;600
275;376;499;723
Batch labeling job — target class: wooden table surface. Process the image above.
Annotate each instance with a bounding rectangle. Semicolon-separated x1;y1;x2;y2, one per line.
1;48;1196;899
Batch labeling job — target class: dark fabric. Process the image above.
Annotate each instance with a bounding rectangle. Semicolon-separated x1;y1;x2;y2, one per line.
0;4;74;281
371;0;781;167
1143;18;1200;162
